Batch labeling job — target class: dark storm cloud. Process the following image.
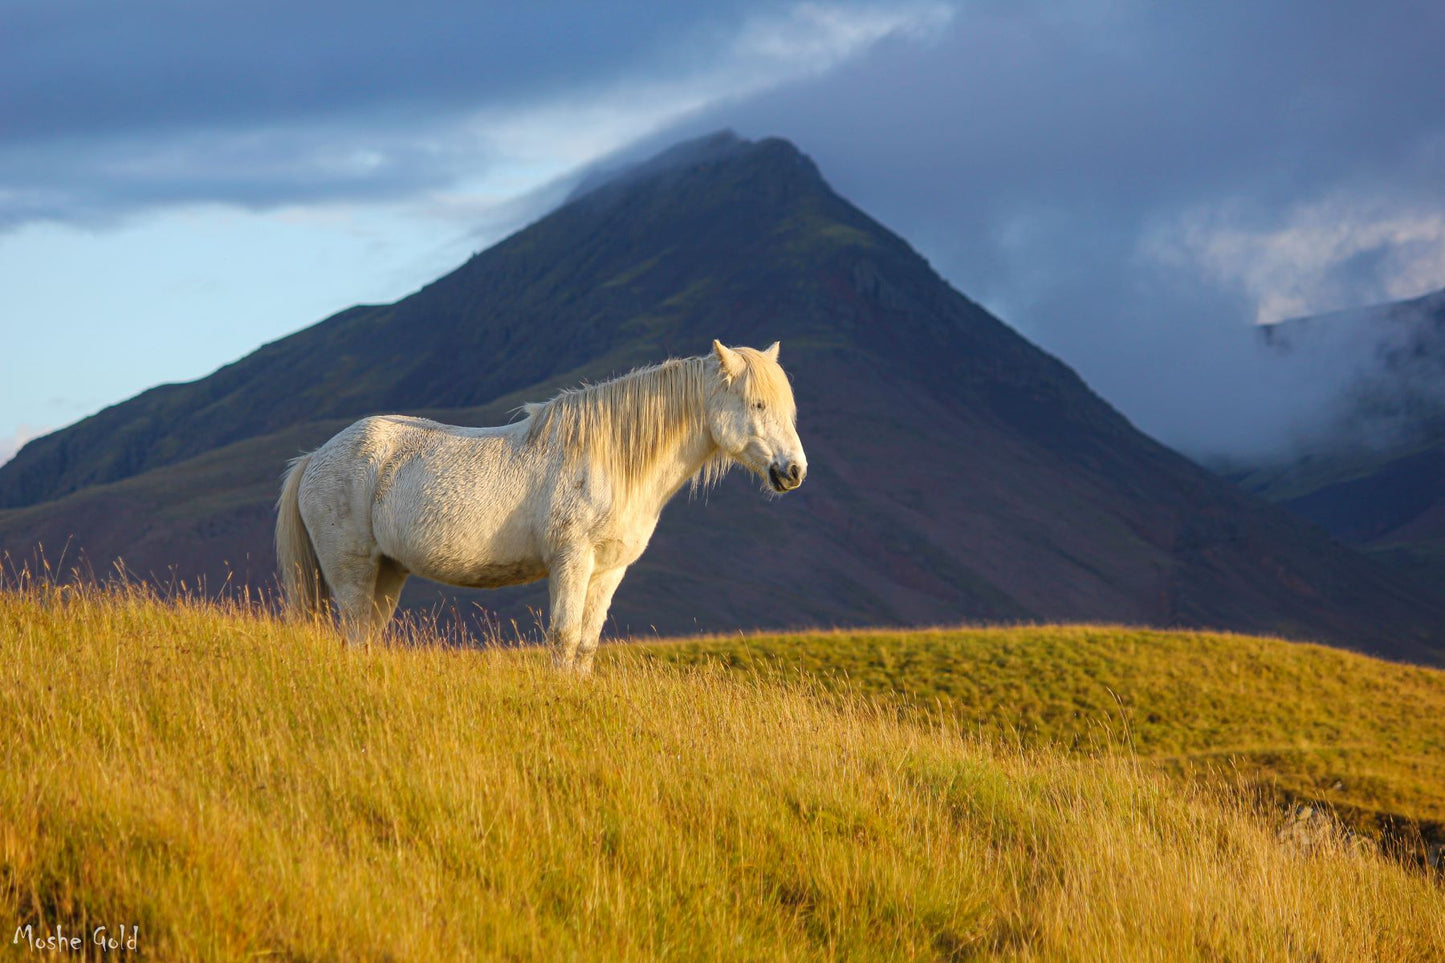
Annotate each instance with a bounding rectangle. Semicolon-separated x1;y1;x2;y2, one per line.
0;112;475;229
0;0;760;224
1;1;740;143
662;2;1445;456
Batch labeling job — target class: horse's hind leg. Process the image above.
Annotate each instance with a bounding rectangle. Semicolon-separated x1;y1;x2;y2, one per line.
324;552;383;648
332;555;406;647
297;455;391;647
371;557;408;638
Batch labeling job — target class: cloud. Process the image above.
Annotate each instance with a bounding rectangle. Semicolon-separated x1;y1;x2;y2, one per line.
0;1;953;231
1148;200;1445;326
0;2;718;144
730;1;951;70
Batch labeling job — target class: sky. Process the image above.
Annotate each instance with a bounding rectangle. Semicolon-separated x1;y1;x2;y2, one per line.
3;0;1444;466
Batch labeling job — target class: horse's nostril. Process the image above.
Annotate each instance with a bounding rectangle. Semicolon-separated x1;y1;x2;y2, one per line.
787;463;801;482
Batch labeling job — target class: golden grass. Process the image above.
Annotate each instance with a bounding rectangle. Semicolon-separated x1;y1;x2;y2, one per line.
646;626;1445;839
2;586;1444;960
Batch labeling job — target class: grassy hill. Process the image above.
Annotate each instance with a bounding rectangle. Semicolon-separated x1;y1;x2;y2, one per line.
646;627;1445;846
3;586;1444;960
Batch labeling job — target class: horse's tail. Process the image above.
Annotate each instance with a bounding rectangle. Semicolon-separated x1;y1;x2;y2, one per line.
275;453;329;619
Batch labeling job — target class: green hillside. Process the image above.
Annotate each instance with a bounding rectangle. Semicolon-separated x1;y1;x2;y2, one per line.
3;585;1444;960
647;626;1445;849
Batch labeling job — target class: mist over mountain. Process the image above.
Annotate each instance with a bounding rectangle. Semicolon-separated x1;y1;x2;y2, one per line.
3;133;1443;661
1235;288;1445;586
1259;288;1445;451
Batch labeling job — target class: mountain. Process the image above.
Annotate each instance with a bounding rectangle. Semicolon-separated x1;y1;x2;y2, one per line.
4;132;1444;661
1239;288;1445;584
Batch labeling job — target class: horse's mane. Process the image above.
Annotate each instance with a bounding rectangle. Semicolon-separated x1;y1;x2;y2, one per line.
521;348;793;498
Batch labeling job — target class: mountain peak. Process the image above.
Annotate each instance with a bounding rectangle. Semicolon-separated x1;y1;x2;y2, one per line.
566;130;824;206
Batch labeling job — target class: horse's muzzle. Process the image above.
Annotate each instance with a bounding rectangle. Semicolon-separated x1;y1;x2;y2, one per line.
768;461;805;493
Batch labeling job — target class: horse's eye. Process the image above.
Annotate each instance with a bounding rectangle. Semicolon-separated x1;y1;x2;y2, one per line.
752;401;766;411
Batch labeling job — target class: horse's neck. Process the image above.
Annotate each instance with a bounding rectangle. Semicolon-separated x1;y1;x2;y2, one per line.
628;416;717;513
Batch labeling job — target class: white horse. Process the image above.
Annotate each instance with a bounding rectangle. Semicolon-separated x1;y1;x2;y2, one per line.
275;340;807;671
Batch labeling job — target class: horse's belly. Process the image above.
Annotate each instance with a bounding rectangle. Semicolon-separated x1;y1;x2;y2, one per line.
391;535;547;590
453;558;548;590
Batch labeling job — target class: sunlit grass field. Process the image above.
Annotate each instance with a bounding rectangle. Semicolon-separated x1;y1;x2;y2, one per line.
3;585;1444;960
646;625;1445;843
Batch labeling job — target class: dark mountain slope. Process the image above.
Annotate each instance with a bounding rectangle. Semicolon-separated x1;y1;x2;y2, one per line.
0;133;1105;507
3;133;1444;660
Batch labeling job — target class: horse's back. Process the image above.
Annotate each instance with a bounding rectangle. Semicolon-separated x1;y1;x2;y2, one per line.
301;413;529;525
328;415;549;585
350;413;518;449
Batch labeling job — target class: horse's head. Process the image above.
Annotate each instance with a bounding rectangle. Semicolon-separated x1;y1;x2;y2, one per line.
707;340;807;493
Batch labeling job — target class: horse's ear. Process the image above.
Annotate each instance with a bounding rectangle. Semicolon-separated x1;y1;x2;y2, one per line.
762;341;780;362
713;339;745;380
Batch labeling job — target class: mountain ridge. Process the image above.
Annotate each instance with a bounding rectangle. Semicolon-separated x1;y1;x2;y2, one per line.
4;133;1444;659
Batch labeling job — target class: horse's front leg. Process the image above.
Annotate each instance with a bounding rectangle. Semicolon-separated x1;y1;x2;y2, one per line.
575;566;629;676
546;549;595;672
